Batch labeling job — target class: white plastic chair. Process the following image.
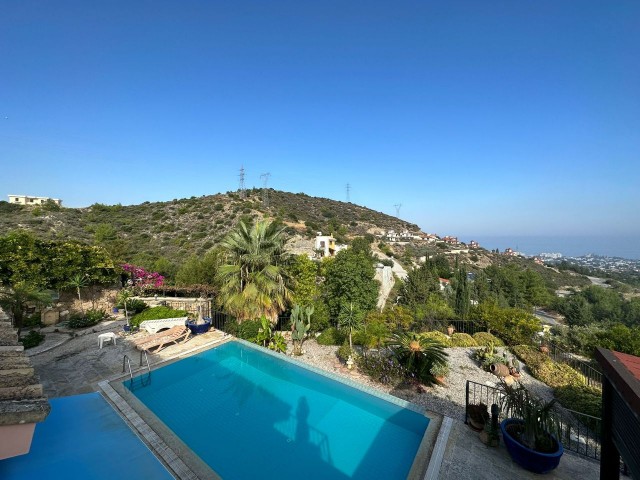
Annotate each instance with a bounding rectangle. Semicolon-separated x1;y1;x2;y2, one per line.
98;332;117;349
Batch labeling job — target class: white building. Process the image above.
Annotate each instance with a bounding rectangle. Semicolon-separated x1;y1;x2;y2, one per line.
314;233;348;258
8;195;62;206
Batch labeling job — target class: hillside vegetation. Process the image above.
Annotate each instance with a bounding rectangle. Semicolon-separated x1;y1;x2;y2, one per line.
0;189;417;266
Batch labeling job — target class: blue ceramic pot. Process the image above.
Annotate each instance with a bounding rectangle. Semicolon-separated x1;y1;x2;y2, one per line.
186;318;212;335
500;419;563;474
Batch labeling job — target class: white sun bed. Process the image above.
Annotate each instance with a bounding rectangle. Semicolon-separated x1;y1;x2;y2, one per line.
139;317;188;334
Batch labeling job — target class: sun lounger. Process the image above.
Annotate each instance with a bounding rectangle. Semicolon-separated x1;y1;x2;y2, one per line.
134;325;191;353
139;317;188;334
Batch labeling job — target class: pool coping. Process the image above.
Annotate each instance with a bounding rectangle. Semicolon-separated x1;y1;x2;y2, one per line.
102;337;445;479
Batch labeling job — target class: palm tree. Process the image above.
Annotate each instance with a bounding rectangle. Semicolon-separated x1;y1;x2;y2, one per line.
386;332;449;384
0;282;52;334
216;219;291;322
66;274;89;316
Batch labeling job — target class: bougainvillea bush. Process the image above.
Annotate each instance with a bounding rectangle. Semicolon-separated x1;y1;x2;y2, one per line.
121;264;164;289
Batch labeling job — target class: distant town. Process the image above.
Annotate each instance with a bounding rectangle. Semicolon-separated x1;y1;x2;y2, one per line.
541;252;640;278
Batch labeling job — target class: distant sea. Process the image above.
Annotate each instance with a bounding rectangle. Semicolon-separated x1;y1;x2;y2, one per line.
468;236;640;261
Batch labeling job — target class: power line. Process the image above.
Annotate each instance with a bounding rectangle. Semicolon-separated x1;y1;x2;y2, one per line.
238;166;246;199
394;203;402;217
346;183;351;203
260;172;271;207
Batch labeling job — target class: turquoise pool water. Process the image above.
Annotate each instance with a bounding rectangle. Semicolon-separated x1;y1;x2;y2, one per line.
127;341;429;479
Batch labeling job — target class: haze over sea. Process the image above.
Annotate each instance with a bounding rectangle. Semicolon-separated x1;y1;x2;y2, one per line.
466;236;640;261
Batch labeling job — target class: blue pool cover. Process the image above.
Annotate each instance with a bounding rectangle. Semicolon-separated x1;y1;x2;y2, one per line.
0;392;173;480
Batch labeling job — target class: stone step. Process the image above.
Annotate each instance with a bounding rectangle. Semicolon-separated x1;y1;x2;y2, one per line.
0;356;32;369
0;367;35;378
0;398;51;425
0;345;24;353
0;384;44;401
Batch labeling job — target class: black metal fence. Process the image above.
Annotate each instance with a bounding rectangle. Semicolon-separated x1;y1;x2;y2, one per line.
207;311;292;332
417;318;486;336
536;339;603;390
465;380;603;461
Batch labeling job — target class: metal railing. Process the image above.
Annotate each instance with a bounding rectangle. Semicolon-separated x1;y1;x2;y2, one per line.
465;380;602;461
537;339;603;389
122;353;151;390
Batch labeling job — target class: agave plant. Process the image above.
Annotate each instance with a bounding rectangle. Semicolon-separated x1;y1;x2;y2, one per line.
386;332;448;384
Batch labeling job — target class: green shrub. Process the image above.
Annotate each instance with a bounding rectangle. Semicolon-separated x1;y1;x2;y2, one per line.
473;332;504;347
430;361;449;378
512;345;587;388
116;298;148;314
129;306;189;328
309;301;330;332
20;330;45;349
23;312;43;328
356;351;408;385
553;385;602;419
337;342;354;362
223;320;240;336
68;313;100;329
420;331;451;347
85;309;107;322
316;327;345;346
237;319;261;342
450;333;478;347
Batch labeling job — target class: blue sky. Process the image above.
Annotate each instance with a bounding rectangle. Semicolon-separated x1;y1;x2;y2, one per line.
1;1;639;238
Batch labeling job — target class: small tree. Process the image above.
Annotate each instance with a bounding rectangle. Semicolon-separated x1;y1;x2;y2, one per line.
338;302;363;350
66;274;89;316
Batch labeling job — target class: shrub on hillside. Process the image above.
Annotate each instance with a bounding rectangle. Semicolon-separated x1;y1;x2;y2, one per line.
316;327;346;346
129;306;189;328
420;331;451;347
450;333;478;347
473;332;504;347
553;385;602;420
337;342;354;362
512;345;586;388
237;320;262;342
86;309;107;322
68;313;100;329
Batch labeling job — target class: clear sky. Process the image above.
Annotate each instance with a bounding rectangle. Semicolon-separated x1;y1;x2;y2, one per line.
1;1;639;238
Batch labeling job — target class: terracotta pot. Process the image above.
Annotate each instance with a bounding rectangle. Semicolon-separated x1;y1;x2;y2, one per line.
447;326;455;335
540;345;550;354
490;363;510;378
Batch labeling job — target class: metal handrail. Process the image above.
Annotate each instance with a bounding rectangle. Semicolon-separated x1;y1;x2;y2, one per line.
122;354;134;388
122;352;152;390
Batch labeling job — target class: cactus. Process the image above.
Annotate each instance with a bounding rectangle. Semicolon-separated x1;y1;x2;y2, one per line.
291;304;313;355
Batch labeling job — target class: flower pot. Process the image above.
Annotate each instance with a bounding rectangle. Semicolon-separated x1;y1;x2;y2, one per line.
447;326;455;335
539;345;550;354
500;419;563;474
468;417;485;432
186;318;212;335
112;307;119;314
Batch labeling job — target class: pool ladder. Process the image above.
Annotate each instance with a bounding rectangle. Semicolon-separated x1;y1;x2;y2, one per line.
122;351;151;390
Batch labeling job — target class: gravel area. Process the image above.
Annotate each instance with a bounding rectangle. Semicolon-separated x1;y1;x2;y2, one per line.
290;339;557;422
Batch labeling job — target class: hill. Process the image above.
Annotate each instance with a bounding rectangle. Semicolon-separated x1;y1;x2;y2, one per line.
0;189;419;266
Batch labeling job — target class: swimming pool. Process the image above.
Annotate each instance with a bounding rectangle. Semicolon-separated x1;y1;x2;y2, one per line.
126;341;429;479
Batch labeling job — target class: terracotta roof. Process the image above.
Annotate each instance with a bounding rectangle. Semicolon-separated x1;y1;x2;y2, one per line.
613;351;640;382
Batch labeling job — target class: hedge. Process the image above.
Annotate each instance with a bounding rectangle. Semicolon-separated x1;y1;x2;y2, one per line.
472;332;504;347
450;333;478;347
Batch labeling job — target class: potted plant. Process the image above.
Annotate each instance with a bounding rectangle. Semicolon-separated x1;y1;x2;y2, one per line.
498;381;563;474
429;362;449;385
186;303;211;335
466;402;489;432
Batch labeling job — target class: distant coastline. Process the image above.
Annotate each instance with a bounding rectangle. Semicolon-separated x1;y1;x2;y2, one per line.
466;235;640;261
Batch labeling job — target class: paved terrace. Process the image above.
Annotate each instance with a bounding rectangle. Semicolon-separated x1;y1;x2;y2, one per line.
28;321;601;479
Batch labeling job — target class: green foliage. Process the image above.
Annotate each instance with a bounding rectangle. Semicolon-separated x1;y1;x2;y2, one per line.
474;264;552;309
291;304;313;355
512;345;587;389
498;381;560;452
552;323;640;358
0;282;52;332
309;299;330;332
236;319;262;341
355;351;408;385
336;342;354;362
216;219;290;321
453;265;471;319
129;306;188;328
68;313;101;329
386;332;449;385
420;331;451;347
286;255;319;307
449;332;478;347
473;332;504;347
364;305;413;332
358;318;391;348
553;385;602;419
316;327;345;346
429;361;449;378
337;302;364;349
117;298;148;315
0;231;117;289
323;249;378;319
255;316;287;353
473;301;541;345
20;330;45;349
175;249;221;286
85;308;107;322
399;262;440;313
